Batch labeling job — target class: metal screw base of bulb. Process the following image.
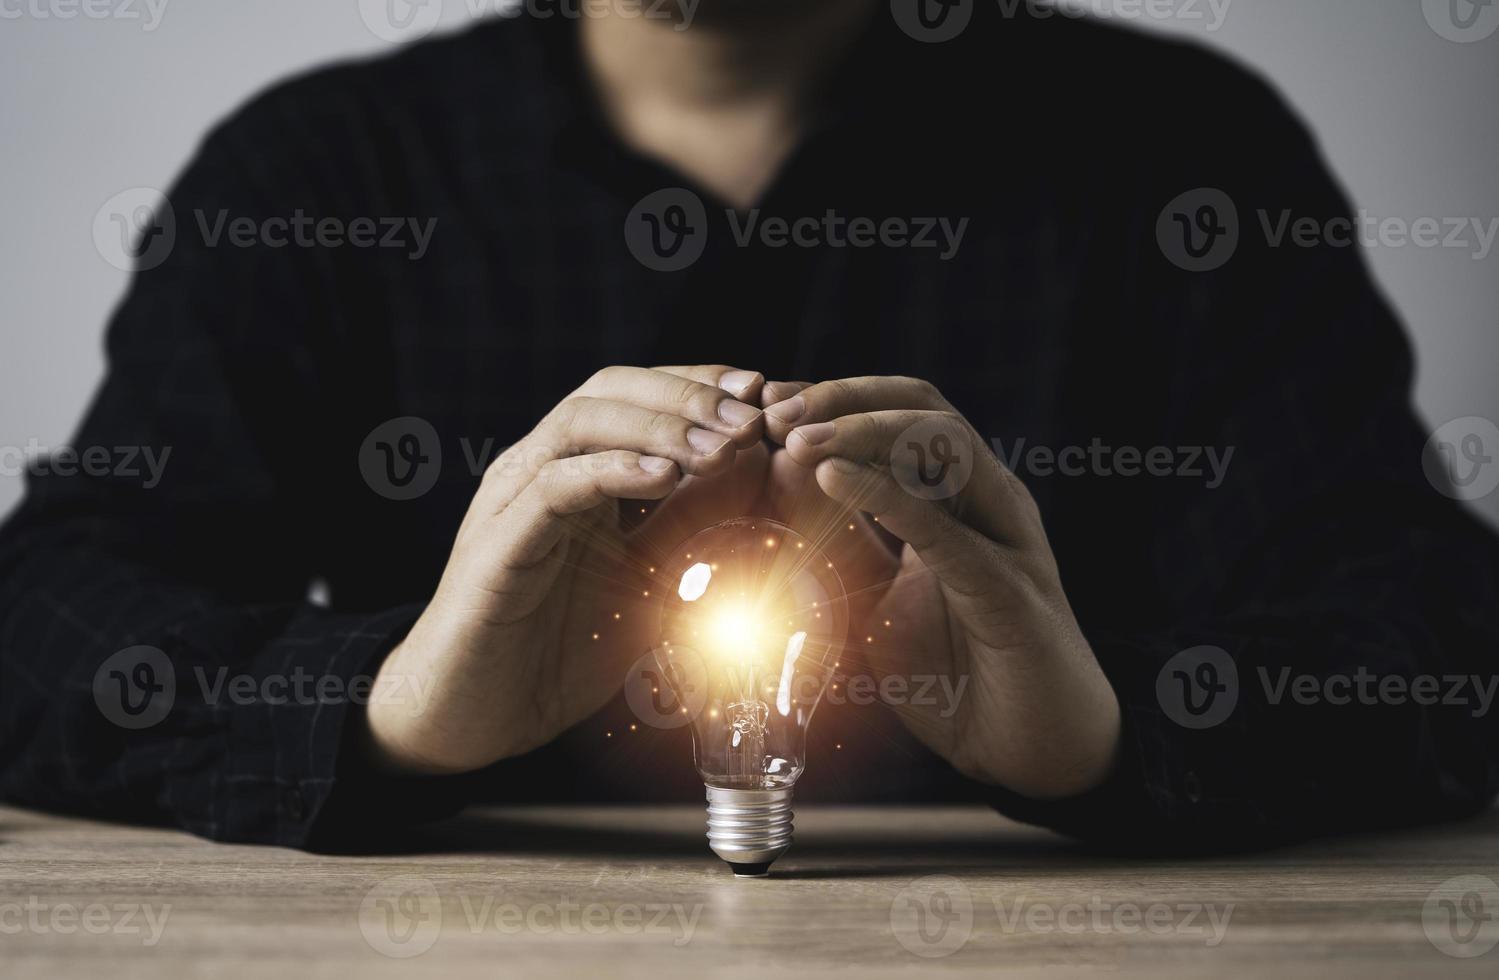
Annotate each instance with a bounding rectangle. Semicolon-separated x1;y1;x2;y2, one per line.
704;786;793;876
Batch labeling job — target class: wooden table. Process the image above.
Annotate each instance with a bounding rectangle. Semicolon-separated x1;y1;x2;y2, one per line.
2;803;1497;978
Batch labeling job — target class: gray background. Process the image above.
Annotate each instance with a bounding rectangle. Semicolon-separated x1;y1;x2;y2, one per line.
2;0;1496;525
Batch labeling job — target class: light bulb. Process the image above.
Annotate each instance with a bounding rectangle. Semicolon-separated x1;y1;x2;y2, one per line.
654;517;849;877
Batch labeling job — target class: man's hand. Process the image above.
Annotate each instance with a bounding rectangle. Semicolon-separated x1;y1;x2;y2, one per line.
361;364;767;775
763;377;1122;800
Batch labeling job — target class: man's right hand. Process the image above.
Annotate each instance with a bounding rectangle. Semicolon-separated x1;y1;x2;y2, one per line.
361;365;767;775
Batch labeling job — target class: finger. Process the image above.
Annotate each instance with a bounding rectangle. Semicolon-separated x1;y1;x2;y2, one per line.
494;451;679;568
786;409;1037;548
760;379;810;409
482;396;737;509
573;365;764;446
652;364;766;404
784;408;951;467
811;456;1003;603
631;441;772;556
762;376;949;444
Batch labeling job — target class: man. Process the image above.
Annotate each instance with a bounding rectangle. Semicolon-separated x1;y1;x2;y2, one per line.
2;0;1497;852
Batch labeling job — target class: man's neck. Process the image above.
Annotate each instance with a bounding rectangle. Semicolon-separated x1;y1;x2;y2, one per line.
579;0;876;209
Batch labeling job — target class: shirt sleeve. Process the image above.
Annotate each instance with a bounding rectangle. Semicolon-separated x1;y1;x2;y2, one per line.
0;118;469;849
987;70;1499;851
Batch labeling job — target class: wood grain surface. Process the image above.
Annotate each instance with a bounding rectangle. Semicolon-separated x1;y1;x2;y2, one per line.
2;803;1497;978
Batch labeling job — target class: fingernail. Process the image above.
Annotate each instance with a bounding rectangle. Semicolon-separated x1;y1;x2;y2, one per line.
794;421;835;445
639;455;674;473
717;399;761;428
719;369;760;396
687;427;731;456
766;395;806;424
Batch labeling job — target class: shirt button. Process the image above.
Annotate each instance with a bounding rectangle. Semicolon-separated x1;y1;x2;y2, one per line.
1183;771;1204;804
283;787;306;821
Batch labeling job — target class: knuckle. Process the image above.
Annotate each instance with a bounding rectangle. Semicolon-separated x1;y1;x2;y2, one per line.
645;410;685;441
552;395;588;432
666;376;701;409
602;449;637;473
818;378;855;409
583;366;617;391
689;387;724;420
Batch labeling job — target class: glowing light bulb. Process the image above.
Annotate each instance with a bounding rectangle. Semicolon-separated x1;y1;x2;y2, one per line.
655;518;848;877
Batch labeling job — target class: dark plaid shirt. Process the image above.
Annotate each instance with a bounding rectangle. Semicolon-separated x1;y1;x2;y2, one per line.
3;5;1498;851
